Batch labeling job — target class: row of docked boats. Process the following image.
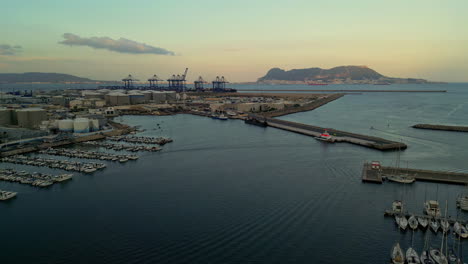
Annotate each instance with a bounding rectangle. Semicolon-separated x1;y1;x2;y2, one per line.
82;141;162;152
38;148;138;163
391;243;462;264
392;200;468;237
0;190;17;201
0;168;72;187
107;136;173;145
1;155;106;173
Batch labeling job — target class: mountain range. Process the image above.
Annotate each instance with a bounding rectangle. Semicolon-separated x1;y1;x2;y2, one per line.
0;72;101;83
257;66;432;84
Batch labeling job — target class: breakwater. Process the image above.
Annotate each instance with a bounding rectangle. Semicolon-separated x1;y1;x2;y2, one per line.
412;124;468;132
258;117;406;151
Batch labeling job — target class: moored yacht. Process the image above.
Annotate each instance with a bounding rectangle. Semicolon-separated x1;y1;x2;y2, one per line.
0;190;17;201
456;195;468;211
408;215;419;230
391;243;405;264
417;217;428;229
387;174;416;184
420;250;435;264
429;248;448;264
454;222;468;238
430;219;440;233
392;200;403;214
406;247;421;264
425;200;441;217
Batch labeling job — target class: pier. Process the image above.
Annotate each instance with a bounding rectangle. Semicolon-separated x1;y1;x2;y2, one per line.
361;162;468;185
255;117;407;151
238;89;447;93
412;124;468;133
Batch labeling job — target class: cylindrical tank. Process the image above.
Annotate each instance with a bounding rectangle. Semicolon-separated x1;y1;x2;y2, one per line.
0;108;12;126
141;91;152;102
129;94;145;104
164;91;177;101
89;119;99;131
152;91;166;103
58;119;74;132
73;118;90;133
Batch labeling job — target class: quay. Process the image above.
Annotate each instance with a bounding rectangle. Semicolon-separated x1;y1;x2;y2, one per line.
254;116;407;151
238;89;447;93
413;124;468;132
361;162;468;185
383;210;467;226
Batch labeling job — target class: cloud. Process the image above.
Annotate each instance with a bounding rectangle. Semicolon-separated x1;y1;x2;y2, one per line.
0;44;22;55
58;33;175;55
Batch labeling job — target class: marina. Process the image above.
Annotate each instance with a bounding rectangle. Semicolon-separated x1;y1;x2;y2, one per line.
1;155;106;173
0;168;72;187
107;136;173;145
38;148;139;162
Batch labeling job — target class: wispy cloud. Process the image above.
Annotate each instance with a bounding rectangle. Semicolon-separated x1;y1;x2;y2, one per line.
0;44;22;55
58;33;175;55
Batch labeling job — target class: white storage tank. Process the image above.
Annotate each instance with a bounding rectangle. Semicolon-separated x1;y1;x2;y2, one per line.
89;119;100;131
164;91;177;101
0;108;12;126
152;91;166;103
141;91;153;102
73;118;90;133
58;119;74;132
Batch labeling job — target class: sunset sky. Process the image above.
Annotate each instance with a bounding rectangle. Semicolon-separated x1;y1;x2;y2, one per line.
1;0;467;82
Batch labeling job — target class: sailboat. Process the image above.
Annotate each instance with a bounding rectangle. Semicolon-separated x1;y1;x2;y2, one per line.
430;219;440;233
421;250;435;264
430;248;448;264
418;217;429;229
407;247;421;264
440;219;450;233
421;231;435;264
447;249;458;264
385;149;415;183
399;216;409;230
431;201;450;264
409;215;419;230
391;243;405;264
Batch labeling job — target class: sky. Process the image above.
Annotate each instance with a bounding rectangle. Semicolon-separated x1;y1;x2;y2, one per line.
0;0;467;82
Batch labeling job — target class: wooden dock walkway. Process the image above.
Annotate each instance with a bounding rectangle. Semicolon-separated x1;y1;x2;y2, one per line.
361;162;468;185
258;117;407;151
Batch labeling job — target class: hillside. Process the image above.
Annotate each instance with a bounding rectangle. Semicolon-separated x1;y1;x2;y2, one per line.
257;66;429;84
0;72;101;83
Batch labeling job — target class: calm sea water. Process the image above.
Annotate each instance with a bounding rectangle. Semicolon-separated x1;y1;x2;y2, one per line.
1;83;468;263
